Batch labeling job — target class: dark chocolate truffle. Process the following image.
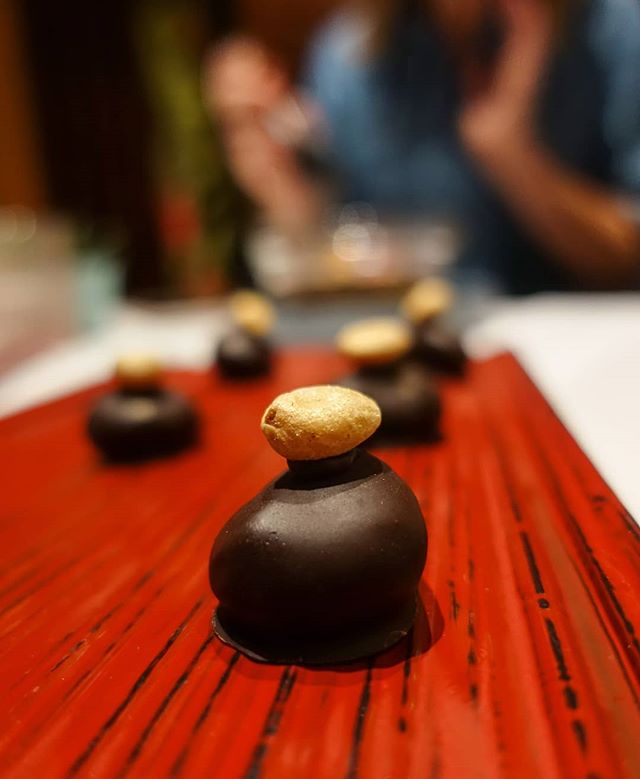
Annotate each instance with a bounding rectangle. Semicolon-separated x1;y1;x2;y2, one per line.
215;290;276;380
87;356;198;461
413;323;467;376
337;318;441;442
400;278;467;375
209;386;427;664
216;329;272;380
340;362;441;443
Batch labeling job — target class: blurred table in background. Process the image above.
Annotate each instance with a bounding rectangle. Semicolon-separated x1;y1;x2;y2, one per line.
1;292;639;519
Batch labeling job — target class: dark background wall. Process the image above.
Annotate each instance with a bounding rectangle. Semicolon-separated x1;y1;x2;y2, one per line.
22;0;162;293
9;0;339;294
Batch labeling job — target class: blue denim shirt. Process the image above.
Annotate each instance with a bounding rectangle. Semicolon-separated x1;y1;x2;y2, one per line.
304;0;640;293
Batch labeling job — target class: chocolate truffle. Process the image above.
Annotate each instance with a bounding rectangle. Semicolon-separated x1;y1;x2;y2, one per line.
413;324;467;375
401;278;467;376
209;386;427;664
87;355;198;461
215;290;275;380
337;318;441;443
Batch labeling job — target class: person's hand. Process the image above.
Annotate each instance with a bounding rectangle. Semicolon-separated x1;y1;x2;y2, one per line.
459;0;554;164
202;36;293;206
202;37;324;230
203;36;289;128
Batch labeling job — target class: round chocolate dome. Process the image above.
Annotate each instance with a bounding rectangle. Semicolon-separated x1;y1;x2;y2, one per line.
215;329;272;380
87;357;198;461
215;290;275;380
88;389;198;461
413;322;467;376
209;386;427;664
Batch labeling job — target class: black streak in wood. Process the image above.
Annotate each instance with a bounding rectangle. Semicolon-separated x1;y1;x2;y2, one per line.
346;663;373;779
571;719;588;752
520;532;545;594
169;651;240;778
563;686;579;710
401;635;412;706
121;635;215;772
244;667;298;779
522;412;640;665
544;618;571;682
66;600;203;777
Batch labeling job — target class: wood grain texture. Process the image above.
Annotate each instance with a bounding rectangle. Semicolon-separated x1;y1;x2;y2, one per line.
0;348;638;779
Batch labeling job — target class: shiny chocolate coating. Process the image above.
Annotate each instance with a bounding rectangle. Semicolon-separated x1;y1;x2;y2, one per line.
216;329;272;380
340;362;441;444
88;389;198;461
210;449;427;664
413;322;467;375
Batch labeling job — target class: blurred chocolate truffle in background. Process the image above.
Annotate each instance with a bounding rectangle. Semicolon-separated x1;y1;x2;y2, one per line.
209;385;427;664
401;278;467;376
87;355;198;461
215;290;275;380
337;317;441;443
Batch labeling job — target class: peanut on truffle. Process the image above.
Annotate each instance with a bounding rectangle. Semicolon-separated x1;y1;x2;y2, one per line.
261;385;381;461
115;354;162;391
400;278;454;324
229;290;276;337
336;317;412;366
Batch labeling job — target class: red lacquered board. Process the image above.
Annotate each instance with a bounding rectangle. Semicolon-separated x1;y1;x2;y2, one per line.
1;349;639;779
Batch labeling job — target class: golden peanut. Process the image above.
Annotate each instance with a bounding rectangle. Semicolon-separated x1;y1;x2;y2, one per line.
337;318;412;366
115;354;162;391
261;385;381;461
229;290;276;337
400;277;454;324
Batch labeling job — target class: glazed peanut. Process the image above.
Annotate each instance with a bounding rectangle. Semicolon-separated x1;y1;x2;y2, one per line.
115;355;162;391
337;318;412;366
400;278;453;324
261;385;381;460
229;290;276;337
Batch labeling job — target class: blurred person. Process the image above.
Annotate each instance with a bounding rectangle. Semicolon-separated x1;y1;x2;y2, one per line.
205;0;640;294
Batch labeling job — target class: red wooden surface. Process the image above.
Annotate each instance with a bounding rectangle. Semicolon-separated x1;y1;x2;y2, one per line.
1;348;639;779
